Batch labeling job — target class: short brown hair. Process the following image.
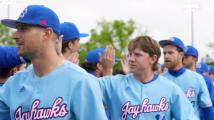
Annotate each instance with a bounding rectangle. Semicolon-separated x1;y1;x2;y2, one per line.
61;39;79;53
128;36;161;71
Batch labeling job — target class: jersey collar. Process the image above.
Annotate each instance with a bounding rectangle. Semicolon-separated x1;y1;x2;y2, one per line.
168;67;186;77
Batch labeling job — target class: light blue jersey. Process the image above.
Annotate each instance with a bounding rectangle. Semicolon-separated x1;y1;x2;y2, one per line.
162;67;212;118
99;74;196;120
0;60;107;120
0;83;11;120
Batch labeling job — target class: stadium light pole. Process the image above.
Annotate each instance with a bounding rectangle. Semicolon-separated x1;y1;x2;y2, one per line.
184;4;199;46
7;4;10;18
0;0;15;19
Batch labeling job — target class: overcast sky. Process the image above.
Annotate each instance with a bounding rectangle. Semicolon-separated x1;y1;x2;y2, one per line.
0;0;214;61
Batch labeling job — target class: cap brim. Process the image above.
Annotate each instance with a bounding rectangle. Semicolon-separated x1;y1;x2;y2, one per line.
159;40;175;48
184;53;198;58
79;33;89;38
1;19;17;29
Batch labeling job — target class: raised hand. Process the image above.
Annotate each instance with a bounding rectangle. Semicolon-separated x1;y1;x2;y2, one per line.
121;53;129;74
99;45;115;76
67;52;79;65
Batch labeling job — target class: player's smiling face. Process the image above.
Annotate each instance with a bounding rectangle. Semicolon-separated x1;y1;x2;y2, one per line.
163;45;183;70
128;48;154;74
12;23;46;59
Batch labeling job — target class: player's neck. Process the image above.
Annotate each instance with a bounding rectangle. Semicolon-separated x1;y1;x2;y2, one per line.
31;50;65;77
170;62;183;71
134;69;154;84
62;51;72;59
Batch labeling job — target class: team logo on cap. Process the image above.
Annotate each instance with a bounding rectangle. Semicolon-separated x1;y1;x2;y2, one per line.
170;37;175;42
18;8;28;19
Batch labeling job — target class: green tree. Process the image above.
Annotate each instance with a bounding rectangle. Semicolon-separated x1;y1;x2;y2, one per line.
80;19;137;63
0;24;15;45
79;19;148;72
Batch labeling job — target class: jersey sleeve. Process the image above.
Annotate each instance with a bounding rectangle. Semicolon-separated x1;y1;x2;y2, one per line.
71;76;108;120
197;75;212;108
204;76;214;105
171;84;198;120
0;79;12;119
0;101;10;120
98;76;114;106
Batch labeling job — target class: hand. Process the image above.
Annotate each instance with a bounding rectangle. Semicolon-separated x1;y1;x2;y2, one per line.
67;52;79;65
99;45;115;76
121;53;129;74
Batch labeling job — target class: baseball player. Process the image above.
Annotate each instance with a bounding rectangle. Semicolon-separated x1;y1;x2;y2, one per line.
99;36;196;120
61;22;89;64
82;47;120;76
159;37;213;119
183;45;214;120
196;62;209;76
82;48;106;77
0;5;107;120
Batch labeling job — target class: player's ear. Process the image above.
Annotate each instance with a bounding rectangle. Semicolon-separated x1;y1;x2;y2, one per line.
150;55;158;65
194;57;198;63
68;41;74;49
42;27;54;41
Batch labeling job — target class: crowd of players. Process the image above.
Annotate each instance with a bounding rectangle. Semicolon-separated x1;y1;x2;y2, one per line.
0;5;214;120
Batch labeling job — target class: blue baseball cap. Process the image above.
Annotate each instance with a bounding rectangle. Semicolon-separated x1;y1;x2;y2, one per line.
1;5;60;35
60;22;89;42
85;48;119;63
196;62;208;74
0;46;29;68
184;45;198;58
159;37;185;51
209;66;214;74
85;48;105;63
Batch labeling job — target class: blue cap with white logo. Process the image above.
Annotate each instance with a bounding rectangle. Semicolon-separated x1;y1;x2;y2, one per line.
184;45;198;58
196;62;208;74
159;37;185;51
60;22;89;42
1;5;60;35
